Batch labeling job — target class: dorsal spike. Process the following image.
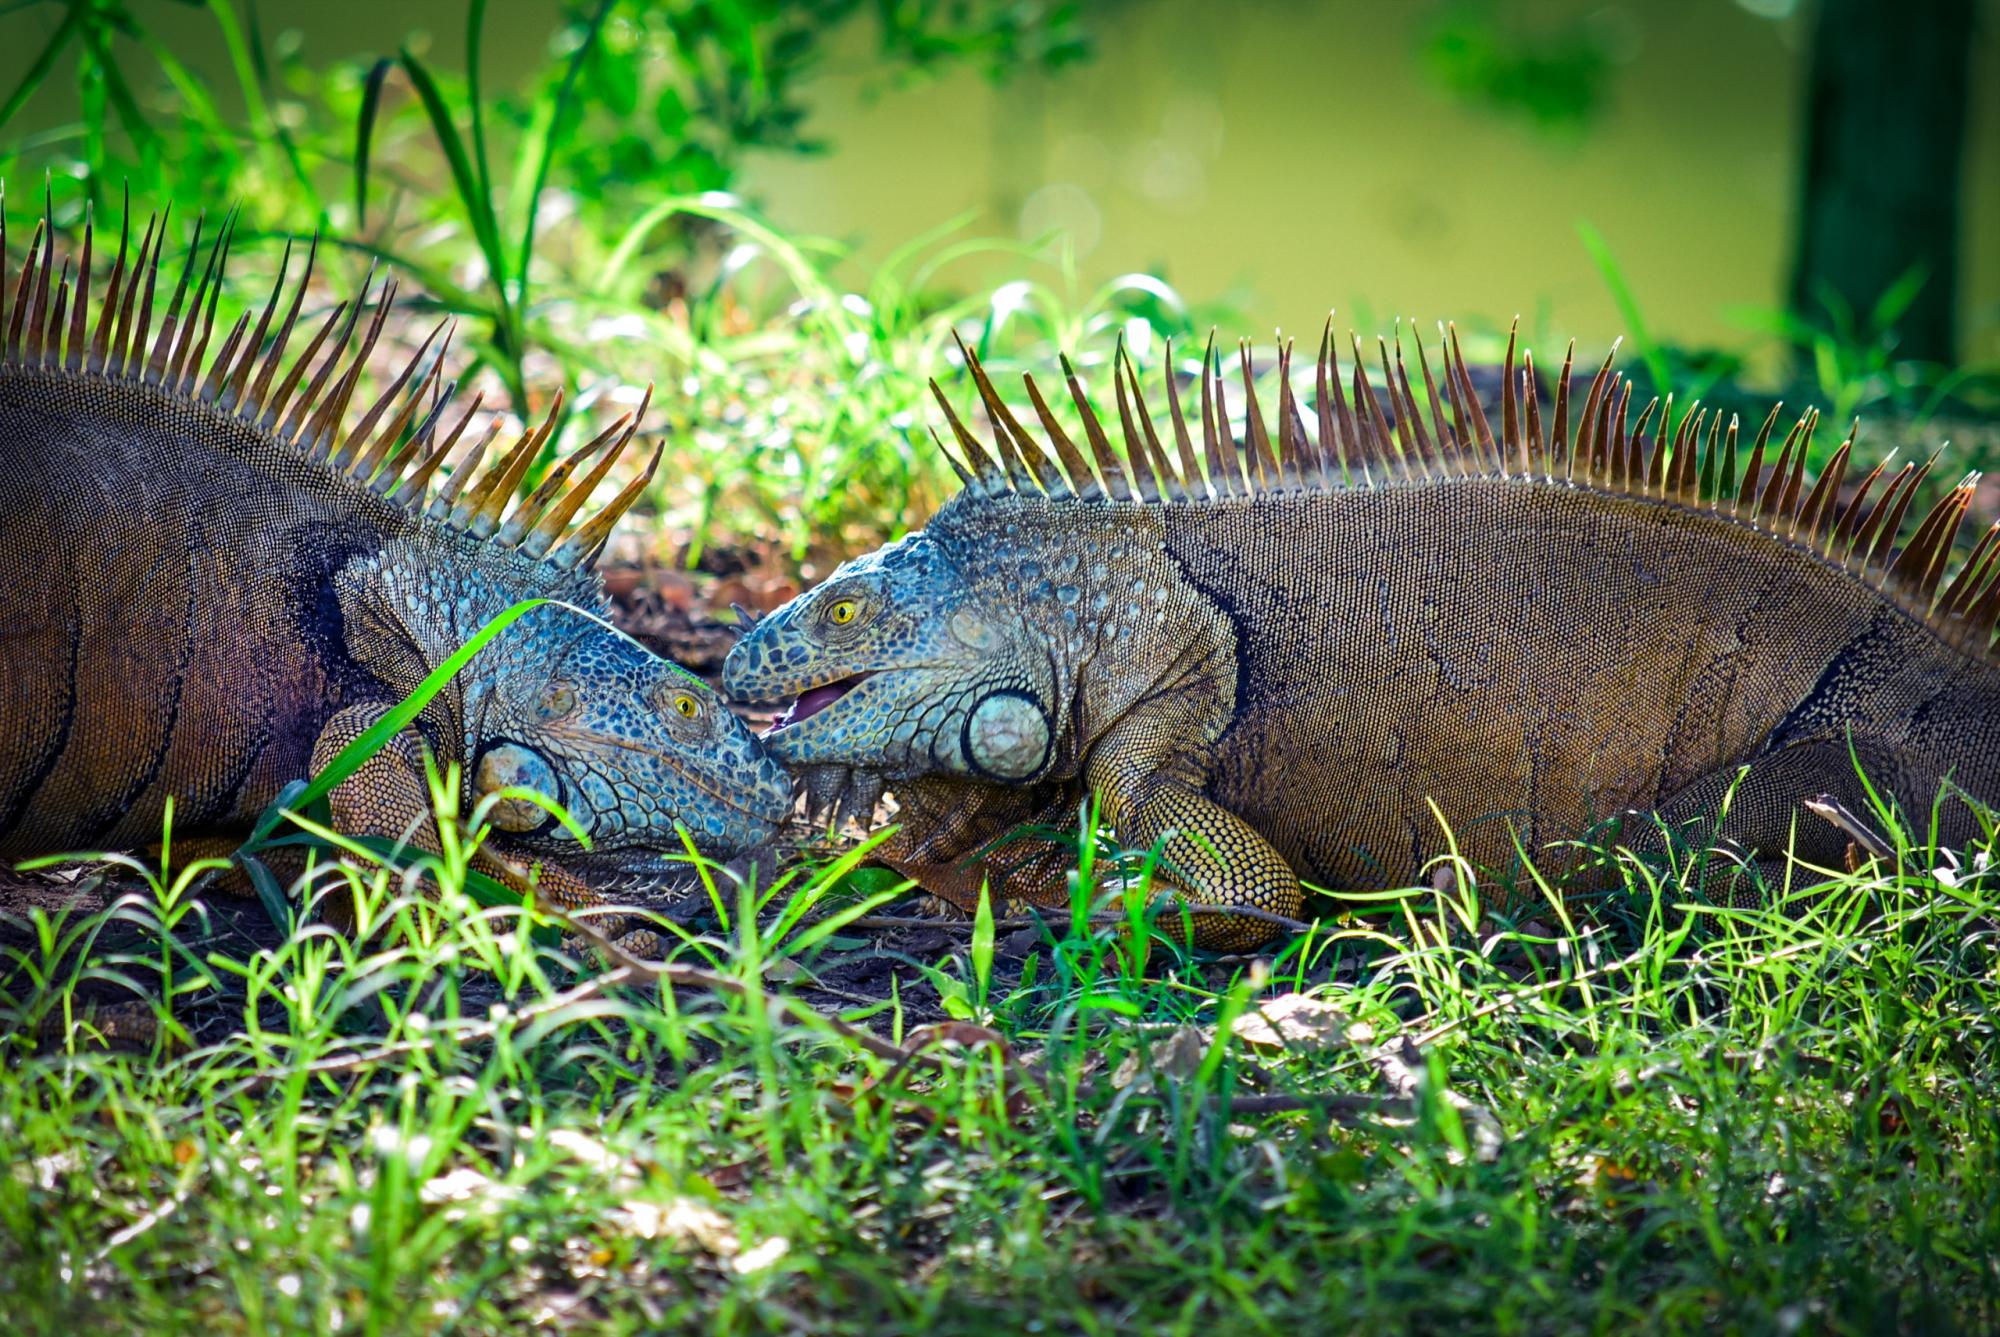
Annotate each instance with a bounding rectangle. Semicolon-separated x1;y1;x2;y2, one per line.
1348;332;1397;470
1160;337;1210;497
1115;343;1178;497
512;390;649;552
1314;320;1353;485
9;216;45;360
1275;338;1317;484
260;298;347;433
1887;479;1975;606
247;233;317;419
1446;322;1496;463
1407;324;1455;471
1520;351;1546;475
1648;394;1676;493
1608;379;1635;490
26;199;55;365
168;210;234;391
63;204;91;372
200;312;253;402
1061;354;1131;501
1237;341;1281;490
1570;342;1619;483
278;270;372;443
1024;369;1121;499
1830;453;1894;558
1499;319;1522;473
0;189;9;350
303;275;397;458
336;317;450;469
517;417;635;556
87;188;128;370
930;426;975;487
377;380;459;497
460;389;565;536
959;335;1082;495
146;209;204;382
1110;351;1162;502
220;235;291;409
1795;431;1852;543
1850;461;1919;569
351;335;453;487
1549;341;1575;475
1628;397;1660;494
1389;329;1437;477
45;260;69;368
420;408;498;516
1863;450;1942;574
1962;548;2000;647
929;378;1001;483
128;202;167;377
1939;521;2000;623
1735;402;1782;514
552;442;662;570
1756;408;1814;524
1198;333;1241;496
114;212;163;376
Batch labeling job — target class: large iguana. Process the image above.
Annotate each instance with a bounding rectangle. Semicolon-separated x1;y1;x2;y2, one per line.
724;327;2000;947
0;194;793;907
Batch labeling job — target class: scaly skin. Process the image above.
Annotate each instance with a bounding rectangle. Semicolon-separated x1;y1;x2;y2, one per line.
0;199;792;903
725;336;2000;949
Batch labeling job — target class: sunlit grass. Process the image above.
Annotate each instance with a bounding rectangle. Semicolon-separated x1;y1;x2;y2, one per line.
4;774;1997;1332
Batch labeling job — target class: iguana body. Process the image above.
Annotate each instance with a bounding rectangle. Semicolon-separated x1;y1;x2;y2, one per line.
725;330;2000;947
0;196;792;902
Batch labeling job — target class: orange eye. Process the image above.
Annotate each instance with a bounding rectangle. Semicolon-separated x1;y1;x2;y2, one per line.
672;693;701;719
829;600;858;625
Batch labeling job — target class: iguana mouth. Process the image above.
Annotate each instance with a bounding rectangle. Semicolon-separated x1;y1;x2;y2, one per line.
771;672;872;732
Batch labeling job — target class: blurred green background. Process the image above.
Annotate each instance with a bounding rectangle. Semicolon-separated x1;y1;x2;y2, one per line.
4;0;1994;358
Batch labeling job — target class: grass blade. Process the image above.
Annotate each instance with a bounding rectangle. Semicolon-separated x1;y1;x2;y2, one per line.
354;58;392;229
514;0;614;314
242;597;554;851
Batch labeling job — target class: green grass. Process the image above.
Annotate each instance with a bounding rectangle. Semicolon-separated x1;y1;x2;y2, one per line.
4;789;1998;1334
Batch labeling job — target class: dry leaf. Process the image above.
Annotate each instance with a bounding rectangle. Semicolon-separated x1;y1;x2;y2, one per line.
1232;993;1365;1053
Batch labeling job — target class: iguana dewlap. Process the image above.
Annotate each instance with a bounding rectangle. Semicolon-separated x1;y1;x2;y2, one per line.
725;328;2000;948
0;194;793;904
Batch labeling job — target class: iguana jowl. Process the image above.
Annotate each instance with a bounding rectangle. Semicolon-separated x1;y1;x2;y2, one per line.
725;328;2000;947
0;194;793;903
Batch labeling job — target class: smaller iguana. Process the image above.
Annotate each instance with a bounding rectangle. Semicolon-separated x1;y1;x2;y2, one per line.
0;191;794;909
725;327;2000;948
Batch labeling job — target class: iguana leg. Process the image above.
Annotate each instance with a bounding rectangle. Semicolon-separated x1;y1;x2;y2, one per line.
873;777;1090;919
1631;737;1942;905
1084;718;1303;951
310;704;601;917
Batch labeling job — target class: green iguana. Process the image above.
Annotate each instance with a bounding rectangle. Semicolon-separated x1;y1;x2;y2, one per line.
0;194;793;907
724;327;2000;948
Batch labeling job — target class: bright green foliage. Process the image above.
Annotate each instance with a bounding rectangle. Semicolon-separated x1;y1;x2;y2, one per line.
4;797;1998;1331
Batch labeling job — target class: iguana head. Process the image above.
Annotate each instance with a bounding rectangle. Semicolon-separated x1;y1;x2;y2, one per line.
720;521;1064;793
342;546;794;889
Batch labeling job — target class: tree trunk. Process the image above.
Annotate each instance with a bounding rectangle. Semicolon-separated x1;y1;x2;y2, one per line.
1788;0;1975;366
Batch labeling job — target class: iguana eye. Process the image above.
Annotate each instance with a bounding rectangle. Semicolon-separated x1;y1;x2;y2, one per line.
671;692;702;719
540;683;577;719
828;599;859;625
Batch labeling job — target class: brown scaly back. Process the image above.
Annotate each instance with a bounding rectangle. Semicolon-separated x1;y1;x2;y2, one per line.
928;319;1997;660
0;187;656;572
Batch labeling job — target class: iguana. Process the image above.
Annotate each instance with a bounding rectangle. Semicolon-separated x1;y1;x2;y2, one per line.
0;193;793;909
724;327;2000;948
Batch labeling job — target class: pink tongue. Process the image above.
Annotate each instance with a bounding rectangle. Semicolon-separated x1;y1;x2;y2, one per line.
774;678;858;731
